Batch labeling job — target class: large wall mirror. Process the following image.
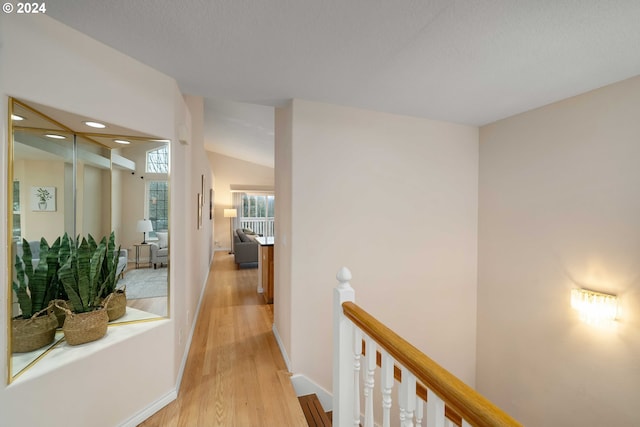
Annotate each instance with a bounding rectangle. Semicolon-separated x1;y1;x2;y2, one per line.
8;98;170;381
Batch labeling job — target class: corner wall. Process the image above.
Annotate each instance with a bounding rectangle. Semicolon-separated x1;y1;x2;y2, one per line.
0;15;211;426
477;75;640;425
277;99;479;392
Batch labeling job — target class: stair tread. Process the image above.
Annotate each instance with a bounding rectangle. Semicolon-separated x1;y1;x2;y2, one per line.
298;394;331;427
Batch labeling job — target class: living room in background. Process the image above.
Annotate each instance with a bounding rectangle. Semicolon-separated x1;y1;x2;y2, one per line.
145;146;169;239
146;181;168;238
240;193;275;237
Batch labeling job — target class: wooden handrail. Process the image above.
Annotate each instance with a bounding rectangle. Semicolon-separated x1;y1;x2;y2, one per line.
343;301;522;427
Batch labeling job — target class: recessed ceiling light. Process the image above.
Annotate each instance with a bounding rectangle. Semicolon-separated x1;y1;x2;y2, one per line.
83;121;106;129
114;139;131;145
152;139;171;143
11;114;24;121
45;134;66;139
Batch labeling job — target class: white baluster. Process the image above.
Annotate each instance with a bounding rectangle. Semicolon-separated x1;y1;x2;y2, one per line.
426;388;445;427
400;371;416;427
461;420;472;427
334;267;355;427
364;337;376;427
381;352;394;427
415;395;424;427
398;371;406;426
354;328;362;427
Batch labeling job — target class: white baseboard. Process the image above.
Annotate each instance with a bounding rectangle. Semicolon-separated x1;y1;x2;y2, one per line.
290;374;333;412
118;388;178;427
272;323;291;372
176;267;210;389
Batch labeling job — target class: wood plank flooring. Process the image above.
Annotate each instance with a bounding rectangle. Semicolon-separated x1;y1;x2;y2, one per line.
138;252;307;427
298;394;331;427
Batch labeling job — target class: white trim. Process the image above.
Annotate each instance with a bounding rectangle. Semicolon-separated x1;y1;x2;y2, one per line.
118;388;177;427
290;374;334;412
272;323;291;372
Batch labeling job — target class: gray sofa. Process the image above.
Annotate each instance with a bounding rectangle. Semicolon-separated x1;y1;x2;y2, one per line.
233;229;258;267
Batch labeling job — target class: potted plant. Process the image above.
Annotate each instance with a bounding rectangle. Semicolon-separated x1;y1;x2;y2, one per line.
92;232;126;321
11;238;59;353
57;234;111;345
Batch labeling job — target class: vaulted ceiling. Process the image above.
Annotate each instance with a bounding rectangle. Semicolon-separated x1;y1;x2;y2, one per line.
47;1;640;167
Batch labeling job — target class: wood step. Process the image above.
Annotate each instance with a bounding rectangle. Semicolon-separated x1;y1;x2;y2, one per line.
298;394;331;427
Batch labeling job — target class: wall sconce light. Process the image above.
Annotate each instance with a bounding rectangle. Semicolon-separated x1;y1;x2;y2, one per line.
571;288;618;324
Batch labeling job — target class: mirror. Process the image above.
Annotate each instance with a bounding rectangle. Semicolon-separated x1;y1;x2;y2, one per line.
8;99;170;380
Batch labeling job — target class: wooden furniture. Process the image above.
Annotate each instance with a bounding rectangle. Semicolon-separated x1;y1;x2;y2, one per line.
256;237;274;304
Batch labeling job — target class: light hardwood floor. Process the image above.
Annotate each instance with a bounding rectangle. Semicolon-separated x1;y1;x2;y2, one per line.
138;252;307;427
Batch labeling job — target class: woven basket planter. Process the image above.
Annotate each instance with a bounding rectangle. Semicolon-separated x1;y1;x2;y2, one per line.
51;299;70;328
105;289;127;321
12;310;58;353
62;308;109;346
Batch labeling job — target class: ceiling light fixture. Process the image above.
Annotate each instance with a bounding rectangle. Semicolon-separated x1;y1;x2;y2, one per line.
11;114;25;121
45;134;66;139
83;121;106;129
114;139;131;145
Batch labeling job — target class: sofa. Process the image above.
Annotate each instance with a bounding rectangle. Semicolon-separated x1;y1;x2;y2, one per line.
233;229;259;267
150;231;169;269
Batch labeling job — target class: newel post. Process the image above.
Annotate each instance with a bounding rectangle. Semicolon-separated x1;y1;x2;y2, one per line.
333;267;355;427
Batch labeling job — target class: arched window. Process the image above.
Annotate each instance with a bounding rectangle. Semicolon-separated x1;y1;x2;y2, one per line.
146;145;169;173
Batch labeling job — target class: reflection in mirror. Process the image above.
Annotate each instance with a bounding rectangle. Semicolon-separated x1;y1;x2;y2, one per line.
8;99;169;381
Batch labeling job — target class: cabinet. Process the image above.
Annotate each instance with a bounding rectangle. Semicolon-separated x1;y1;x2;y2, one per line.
256;237;274;304
261;245;274;304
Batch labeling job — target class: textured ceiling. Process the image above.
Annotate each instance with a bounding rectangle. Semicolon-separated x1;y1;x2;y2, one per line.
46;0;640;166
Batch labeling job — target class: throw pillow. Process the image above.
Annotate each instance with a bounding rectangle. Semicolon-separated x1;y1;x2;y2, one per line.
156;231;168;249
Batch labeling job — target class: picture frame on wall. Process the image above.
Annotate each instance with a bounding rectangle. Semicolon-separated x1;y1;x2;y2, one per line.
201;174;205;206
31;186;56;211
209;188;214;220
197;193;203;229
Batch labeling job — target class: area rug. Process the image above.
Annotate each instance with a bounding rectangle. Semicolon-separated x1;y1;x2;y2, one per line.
117;268;168;299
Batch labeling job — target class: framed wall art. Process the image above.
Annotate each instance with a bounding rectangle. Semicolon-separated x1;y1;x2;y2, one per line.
31;186;56;211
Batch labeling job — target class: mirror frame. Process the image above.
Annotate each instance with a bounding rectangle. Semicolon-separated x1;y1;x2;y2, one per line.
6;98;170;383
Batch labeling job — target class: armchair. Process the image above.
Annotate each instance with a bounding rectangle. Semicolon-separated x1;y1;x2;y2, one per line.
116;249;128;278
150;231;169;269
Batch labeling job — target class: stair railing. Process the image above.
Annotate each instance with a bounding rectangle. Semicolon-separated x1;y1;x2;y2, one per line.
333;267;522;427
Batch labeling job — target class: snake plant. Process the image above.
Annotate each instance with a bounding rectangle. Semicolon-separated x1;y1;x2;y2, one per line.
57;232;121;313
12;237;56;319
58;234;106;313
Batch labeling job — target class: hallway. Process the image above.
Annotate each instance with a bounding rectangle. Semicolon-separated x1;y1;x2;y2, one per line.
139;252;307;426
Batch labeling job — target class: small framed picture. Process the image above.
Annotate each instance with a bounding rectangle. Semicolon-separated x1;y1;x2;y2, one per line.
31;186;56;211
209;188;214;220
201;175;205;206
197;193;203;229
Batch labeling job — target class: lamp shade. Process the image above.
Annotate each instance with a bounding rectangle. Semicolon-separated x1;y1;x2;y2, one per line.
136;219;153;232
223;209;237;218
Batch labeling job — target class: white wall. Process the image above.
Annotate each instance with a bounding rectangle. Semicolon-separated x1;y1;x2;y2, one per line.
207;152;274;251
276;99;479;392
0;15;211;426
13;159;66;243
477;75;640;425
274;102;294;362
